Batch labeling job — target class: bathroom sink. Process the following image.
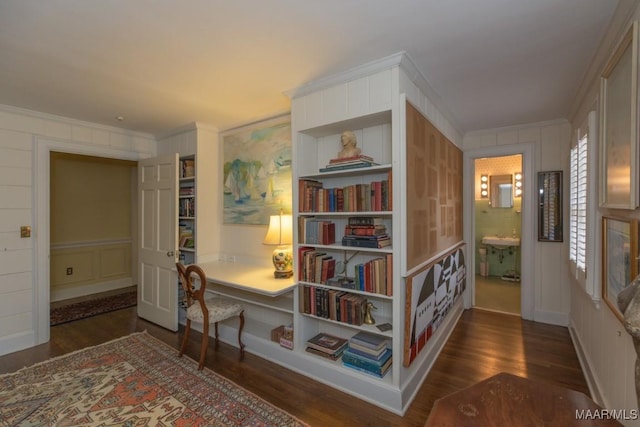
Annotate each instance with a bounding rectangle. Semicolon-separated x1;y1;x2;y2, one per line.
482;236;520;248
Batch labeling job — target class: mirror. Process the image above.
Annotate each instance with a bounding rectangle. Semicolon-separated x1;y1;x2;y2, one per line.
490;174;513;208
538;171;563;242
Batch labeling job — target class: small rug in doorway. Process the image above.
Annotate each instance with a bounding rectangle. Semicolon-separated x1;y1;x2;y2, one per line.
0;331;308;426
50;290;137;326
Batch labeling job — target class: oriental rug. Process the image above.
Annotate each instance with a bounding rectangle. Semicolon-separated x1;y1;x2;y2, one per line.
50;290;137;326
0;331;308;426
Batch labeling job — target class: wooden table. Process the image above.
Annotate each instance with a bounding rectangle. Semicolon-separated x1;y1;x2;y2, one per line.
425;372;623;426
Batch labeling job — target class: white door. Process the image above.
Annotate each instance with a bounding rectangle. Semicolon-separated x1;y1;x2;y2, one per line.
137;154;179;331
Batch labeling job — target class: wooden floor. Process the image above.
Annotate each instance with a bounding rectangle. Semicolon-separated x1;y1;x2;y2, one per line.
0;307;589;426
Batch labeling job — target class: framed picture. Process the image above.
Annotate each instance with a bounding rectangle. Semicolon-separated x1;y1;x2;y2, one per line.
403;244;466;367
602;216;638;323
222;114;292;225
599;21;639;209
537;171;563;242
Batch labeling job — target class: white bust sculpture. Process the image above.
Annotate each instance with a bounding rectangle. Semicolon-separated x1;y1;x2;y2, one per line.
337;131;361;158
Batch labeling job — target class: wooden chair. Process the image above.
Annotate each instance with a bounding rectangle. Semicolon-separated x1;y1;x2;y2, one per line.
176;262;245;369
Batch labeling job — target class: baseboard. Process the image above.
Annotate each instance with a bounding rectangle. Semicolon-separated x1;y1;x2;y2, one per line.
50;278;134;302
0;330;36;357
568;320;607;407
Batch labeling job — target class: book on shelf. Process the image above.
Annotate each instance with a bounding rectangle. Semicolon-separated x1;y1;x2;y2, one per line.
342;236;391;249
299;217;335;245
300;286;366;325
342;350;392;378
343;347;392;368
180;159;195;178
298;176;391;213
306;332;348;355
319;161;378;173
348;216;384;226
305;346;344;360
350;331;389;351
344;224;387;236
328;154;375;164
346;343;391;361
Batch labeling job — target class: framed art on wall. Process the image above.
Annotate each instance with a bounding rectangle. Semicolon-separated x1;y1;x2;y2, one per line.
222;114;292;225
602;216;638;323
403;244;466;367
599;21;639;209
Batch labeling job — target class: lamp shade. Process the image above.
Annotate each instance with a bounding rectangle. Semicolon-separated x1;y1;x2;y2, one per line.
263;214;293;245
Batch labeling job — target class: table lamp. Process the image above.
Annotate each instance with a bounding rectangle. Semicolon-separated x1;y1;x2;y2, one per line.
263;211;293;278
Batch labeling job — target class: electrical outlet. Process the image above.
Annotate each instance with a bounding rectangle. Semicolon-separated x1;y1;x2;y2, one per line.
66;267;73;275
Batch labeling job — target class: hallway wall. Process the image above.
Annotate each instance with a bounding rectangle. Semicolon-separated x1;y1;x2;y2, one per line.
0;103;155;356
464;120;571;325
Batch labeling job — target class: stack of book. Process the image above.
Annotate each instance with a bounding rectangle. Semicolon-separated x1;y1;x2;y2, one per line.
342;217;391;248
305;332;348;360
342;331;392;378
319;154;377;172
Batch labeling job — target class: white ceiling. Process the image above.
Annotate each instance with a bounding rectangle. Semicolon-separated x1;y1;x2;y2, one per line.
0;1;620;136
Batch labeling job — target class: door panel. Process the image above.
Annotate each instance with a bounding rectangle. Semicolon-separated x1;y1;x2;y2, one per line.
137;154;179;331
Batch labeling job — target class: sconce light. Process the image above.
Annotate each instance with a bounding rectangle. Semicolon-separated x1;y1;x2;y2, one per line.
514;172;522;198
480;174;489;198
263;210;293;278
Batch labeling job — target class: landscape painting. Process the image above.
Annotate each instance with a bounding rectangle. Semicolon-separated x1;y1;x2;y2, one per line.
222;115;292;225
403;244;466;366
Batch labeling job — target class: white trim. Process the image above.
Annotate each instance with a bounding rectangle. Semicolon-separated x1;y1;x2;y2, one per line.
568;320;607;407
463;142;535;320
34;136;146;346
50;238;132;250
50;278;133;302
0;103;154;140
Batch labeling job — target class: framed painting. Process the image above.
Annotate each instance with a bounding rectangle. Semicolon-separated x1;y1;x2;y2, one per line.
602;216;638;323
222;114;292;225
403;243;466;367
599;21;639;209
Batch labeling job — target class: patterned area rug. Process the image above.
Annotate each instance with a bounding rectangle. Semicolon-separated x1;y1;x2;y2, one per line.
0;331;308;426
50;291;137;326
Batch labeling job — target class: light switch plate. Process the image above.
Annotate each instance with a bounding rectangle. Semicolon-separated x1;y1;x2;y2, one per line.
20;226;31;238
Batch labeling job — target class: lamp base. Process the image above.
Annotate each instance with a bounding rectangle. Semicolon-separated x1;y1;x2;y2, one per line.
272;246;293;279
273;270;293;279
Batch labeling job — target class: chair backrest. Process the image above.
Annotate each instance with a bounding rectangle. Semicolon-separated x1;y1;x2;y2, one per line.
176;263;209;313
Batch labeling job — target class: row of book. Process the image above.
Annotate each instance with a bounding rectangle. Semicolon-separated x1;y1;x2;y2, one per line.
352;255;393;296
179;198;195;218
300;285;368;326
299;177;391;213
342;219;391;249
179;222;194;249
305;331;392;378
298;248;337;284
180;158;195;179
298;217;336;245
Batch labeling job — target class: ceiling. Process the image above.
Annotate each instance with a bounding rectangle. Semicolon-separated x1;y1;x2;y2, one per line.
0;1;621;137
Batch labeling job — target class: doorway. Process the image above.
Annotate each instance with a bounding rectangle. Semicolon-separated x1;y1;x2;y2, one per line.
474;155;522;315
34;137;142;345
463;142;535;321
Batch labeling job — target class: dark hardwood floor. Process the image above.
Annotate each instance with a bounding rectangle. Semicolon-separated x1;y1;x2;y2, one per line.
0;307;589;426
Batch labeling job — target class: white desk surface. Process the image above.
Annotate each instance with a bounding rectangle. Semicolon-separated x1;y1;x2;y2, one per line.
198;261;295;297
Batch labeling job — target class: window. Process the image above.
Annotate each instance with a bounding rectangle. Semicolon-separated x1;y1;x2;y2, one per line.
569;110;598;299
569;133;587;271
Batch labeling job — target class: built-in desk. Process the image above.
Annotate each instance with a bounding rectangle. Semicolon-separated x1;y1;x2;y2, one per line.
192;261;296;354
198;261;295;296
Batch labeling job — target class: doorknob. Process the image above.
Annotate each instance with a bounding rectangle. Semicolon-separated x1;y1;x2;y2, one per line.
167;250;175;257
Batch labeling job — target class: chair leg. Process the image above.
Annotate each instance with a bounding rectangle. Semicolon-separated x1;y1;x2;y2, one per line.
179;319;191;358
199;322;209;370
214;322;220;350
238;310;245;361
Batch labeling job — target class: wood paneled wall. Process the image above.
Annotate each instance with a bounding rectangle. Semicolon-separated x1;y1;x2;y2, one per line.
406;102;463;271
